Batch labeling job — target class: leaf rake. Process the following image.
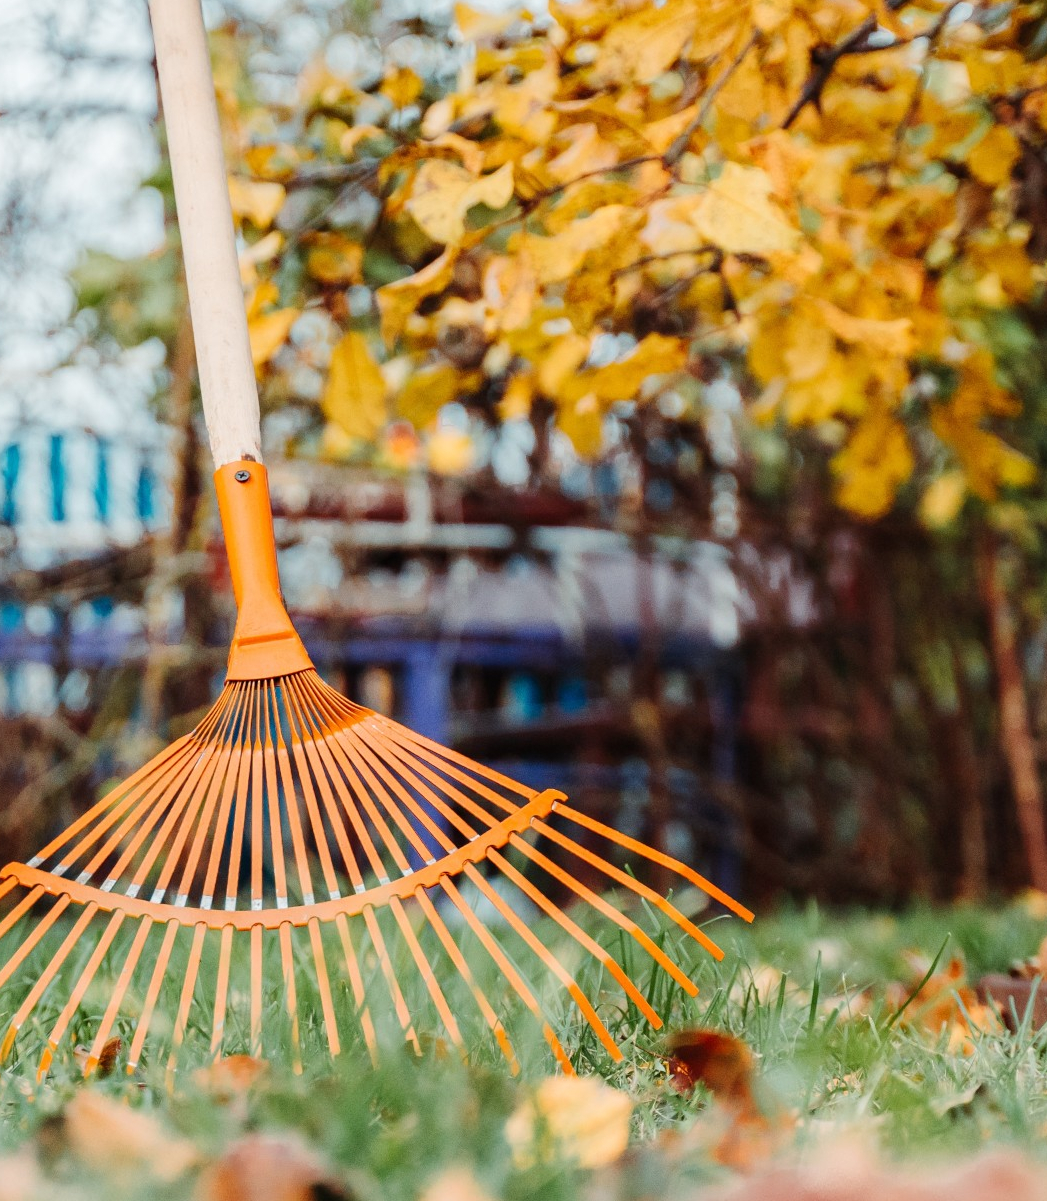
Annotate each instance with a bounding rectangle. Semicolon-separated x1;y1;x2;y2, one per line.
0;0;752;1081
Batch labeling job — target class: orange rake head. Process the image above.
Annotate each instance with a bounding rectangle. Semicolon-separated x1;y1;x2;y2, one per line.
0;463;752;1082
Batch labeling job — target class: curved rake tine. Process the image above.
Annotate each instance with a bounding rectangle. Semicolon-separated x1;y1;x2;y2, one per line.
128;919;179;1073
0;886;50;961
269;681;316;906
508;833;698;997
554;802;755;922
414;889;519;1073
250;925;263;1058
38;910;126;1080
166;923;206;1088
307;917;341;1058
0;893;70;992
362;905;420;1054
533;817;727;960
462;862;621;1061
389;895;462;1049
486;848;661;1028
211;926;234;1059
85;917;155;1076
1;902;99;1064
334;914;377;1065
439;874;573;1074
278;922;302;1074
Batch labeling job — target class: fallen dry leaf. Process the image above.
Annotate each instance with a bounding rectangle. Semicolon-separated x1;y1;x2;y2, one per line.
664;1029;792;1169
195;1133;347;1201
887;954;1003;1053
418;1166;496;1201
0;1151;45;1201
193;1054;270;1097
666;1029;755;1102
64;1091;198;1182
505;1075;632;1170
73;1036;121;1077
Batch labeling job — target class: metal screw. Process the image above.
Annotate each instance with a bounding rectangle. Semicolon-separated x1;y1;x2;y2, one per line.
234;469;251;482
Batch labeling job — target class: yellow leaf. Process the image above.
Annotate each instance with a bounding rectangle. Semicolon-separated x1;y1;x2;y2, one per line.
306;235;364;285
505;1076;632;1169
690;163;800;257
920;471;967;528
428;429;475;474
500;373;534;421
516;205;630;285
248;308;299;368
814;302;914;357
227;177;286;229
581;333;688;403
538;334;591;396
381;66;424;107
405;161;515;245
64;1092;198;1182
377;250;458;345
558;395;604;456
322;333;387;443
397;364;461;427
833;412;914;519
239;231;283;283
967;124;1021;187
455;2;517;40
591;0;699;85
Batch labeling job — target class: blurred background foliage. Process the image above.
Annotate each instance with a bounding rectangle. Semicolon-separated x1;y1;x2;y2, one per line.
7;0;1047;907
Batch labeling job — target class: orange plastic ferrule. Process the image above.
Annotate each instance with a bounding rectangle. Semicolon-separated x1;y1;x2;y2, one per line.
214;461;313;681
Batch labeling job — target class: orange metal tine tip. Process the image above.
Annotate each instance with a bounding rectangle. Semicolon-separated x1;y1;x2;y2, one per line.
0;461;752;1076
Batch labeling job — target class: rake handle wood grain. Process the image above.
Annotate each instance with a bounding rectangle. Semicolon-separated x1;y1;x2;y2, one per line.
149;0;262;467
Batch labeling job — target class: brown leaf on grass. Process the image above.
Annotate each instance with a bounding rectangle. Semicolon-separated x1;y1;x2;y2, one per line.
664;1030;791;1169
195;1133;349;1201
887;954;1003;1053
193;1054;270;1098
666;1029;755;1101
72;1036;121;1077
64;1091;198;1182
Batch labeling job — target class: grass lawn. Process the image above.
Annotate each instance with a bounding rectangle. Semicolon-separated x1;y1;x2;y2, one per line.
2;895;1047;1199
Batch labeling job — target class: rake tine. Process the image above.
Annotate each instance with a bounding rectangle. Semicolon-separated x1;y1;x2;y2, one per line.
282;683;340;899
38;910;127;1080
127;919;179;1073
278;922;302;1074
211;925;234;1059
261;686;290;908
438;874;573;1074
533;817;727;959
0;893;70;992
202;686;252;908
59;687;238;880
334;913;378;1065
0;886;47;951
85;916;155;1076
555;803;755;922
414;889;519;1073
307;916;341;1057
285;677;366;891
462;862;621;1061
507;833;698;997
356;727;497;836
389;895;462;1048
250;925;263;1057
0;902;99;1064
363;905;420;1053
270;681;316;906
486;848;661;1027
249;687;265;908
166;922;206;1086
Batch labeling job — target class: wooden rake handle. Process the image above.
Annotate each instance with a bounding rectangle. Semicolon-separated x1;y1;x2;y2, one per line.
149;0;261;467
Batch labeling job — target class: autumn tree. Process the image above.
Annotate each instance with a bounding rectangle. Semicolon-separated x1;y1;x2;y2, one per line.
78;0;1047;897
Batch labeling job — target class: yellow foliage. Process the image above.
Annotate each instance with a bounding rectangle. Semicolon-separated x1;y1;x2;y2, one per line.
227;177;285;229
228;0;1040;519
322;333;387;443
405;160;515;245
505;1076;632;1169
